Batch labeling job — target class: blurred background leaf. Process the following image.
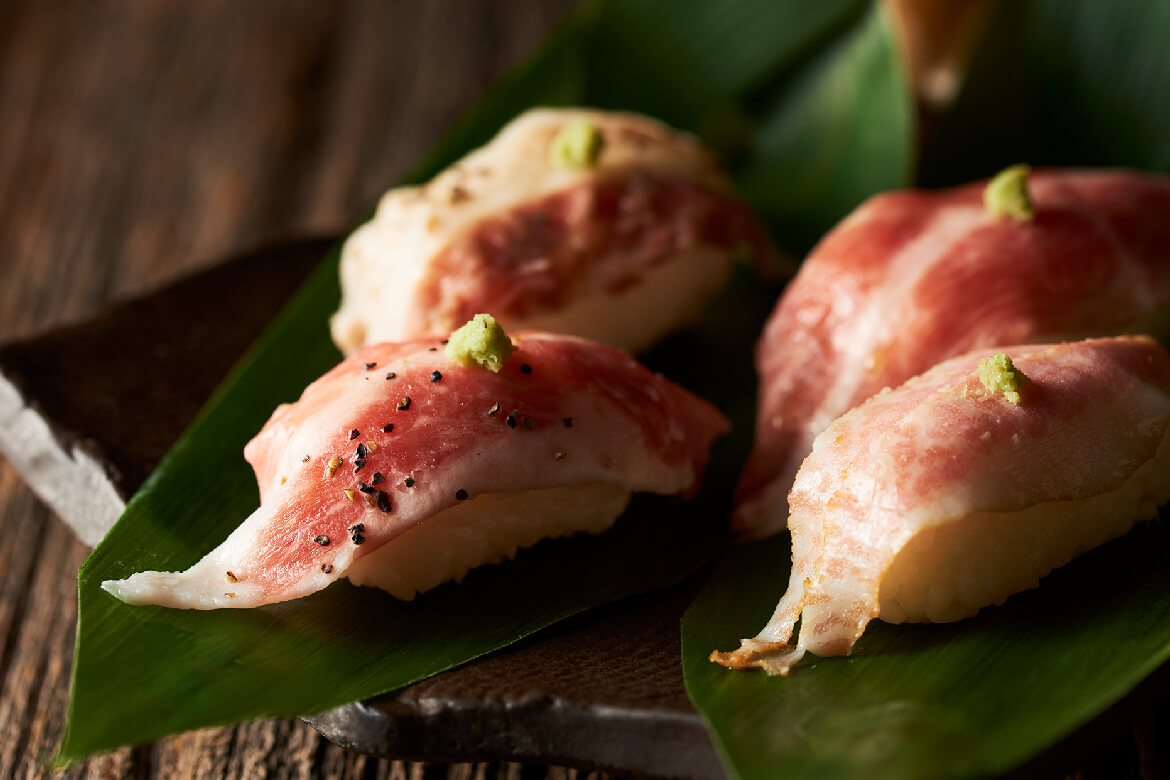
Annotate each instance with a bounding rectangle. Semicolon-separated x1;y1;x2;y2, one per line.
585;0;912;250
921;0;1170;184
735;1;911;248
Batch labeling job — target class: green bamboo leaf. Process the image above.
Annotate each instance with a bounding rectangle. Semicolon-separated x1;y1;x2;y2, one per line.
683;517;1170;780
734;0;912;248
583;0;866;130
59;0;912;761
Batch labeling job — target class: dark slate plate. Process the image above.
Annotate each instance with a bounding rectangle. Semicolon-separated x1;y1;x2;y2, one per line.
3;238;1168;780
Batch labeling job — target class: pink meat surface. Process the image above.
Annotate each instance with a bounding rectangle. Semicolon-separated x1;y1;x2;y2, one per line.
736;169;1170;539
714;336;1170;674
104;332;728;609
409;174;771;333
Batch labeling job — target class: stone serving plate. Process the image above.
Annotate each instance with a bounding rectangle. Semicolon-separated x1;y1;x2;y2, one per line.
0;238;1165;780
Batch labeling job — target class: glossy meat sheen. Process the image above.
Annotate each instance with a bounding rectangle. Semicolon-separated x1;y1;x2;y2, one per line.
736;169;1170;539
331;108;774;355
713;336;1170;675
102;332;728;609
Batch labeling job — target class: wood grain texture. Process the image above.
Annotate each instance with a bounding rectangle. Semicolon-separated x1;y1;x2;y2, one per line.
0;1;608;776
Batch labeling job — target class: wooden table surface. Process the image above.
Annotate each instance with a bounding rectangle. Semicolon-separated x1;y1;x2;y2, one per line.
0;2;602;777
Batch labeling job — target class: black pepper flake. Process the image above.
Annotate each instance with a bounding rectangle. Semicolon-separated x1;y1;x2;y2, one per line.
349;428;360;440
440;339;449;344
431;370;443;382
356;442;368;459
371;472;385;485
523;417;535;430
358;481;376;495
428;346;438;352
349;523;366;545
563;417;574;428
397;396;412;410
314;535;330;546
505;413;518;429
385;372;396;380
520;363;532;375
455;488;469;501
364;362;377;370
486;402;500;416
321;564;333;574
353;459;367;473
381;423;395;433
376;491;392;512
404;476;415;487
302;454;310;463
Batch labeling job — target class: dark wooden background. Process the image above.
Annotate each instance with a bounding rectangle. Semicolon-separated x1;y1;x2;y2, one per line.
0;1;597;777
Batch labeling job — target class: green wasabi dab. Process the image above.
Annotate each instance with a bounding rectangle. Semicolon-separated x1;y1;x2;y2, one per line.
549;118;604;169
983;164;1035;221
445;314;515;373
978;352;1028;404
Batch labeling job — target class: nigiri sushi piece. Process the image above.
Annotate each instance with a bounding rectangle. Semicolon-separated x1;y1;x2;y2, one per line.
103;316;728;609
330;108;775;356
713;336;1170;675
736;167;1170;540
